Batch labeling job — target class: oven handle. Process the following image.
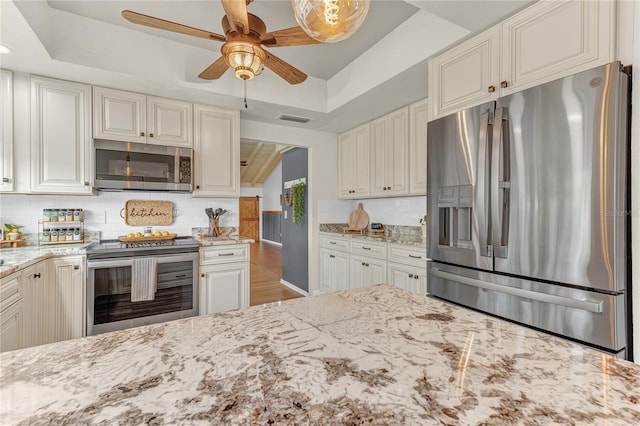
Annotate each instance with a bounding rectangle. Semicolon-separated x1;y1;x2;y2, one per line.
87;252;198;269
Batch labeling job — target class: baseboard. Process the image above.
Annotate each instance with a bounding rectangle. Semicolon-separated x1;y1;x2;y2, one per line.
280;279;309;296
312;289;328;296
261;239;282;246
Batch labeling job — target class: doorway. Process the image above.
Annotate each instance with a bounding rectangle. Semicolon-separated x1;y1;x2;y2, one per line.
240;140;306;305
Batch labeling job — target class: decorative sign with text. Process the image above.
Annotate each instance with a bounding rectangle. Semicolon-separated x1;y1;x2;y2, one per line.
122;200;174;226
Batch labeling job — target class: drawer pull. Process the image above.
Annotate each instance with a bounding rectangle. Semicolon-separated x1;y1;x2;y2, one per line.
501;80;508;88
488;85;496;93
361;246;371;250
329;254;335;259
2;177;9;183
34;273;41;279
329;241;337;245
175;274;187;278
408;254;422;259
140;132;145;137
218;253;235;257
73;265;80;270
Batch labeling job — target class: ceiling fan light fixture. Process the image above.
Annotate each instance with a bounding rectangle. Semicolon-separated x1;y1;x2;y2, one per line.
223;41;265;80
291;0;370;43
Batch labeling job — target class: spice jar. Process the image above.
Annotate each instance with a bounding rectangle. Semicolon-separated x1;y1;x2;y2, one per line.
57;209;66;222
66;229;73;241
43;209;51;222
50;230;59;242
65;209;73;222
73;209;82;221
50;209;58;222
42;231;51;242
73;229;81;241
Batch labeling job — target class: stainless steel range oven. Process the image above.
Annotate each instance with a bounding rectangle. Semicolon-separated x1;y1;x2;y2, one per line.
86;237;200;335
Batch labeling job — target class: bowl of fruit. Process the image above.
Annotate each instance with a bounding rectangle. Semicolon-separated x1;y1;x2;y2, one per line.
3;224;23;241
118;230;175;241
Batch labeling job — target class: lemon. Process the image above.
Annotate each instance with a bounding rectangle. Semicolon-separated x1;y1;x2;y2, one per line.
11;228;18;233
127;233;135;238
135;232;143;237
161;231;169;236
153;231;162;237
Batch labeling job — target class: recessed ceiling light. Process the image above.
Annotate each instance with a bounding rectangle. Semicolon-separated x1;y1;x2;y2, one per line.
0;44;13;54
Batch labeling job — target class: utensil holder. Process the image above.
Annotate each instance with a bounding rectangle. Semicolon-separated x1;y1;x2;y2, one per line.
209;219;220;237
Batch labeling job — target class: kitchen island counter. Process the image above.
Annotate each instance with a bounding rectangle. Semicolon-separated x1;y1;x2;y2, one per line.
1;285;638;424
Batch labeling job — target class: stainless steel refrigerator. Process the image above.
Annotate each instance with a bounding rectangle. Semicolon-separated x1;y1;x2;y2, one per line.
427;61;631;358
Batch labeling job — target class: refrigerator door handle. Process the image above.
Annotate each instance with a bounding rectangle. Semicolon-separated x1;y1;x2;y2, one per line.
492;107;510;259
476;111;492;257
430;268;604;313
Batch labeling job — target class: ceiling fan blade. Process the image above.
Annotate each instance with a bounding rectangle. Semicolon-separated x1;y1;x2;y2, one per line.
263;51;307;85
261;27;320;47
221;0;250;34
122;10;226;42
198;56;230;80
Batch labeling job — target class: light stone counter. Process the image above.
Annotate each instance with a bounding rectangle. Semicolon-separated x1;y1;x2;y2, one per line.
1;285;638;424
196;236;254;247
0;243;92;279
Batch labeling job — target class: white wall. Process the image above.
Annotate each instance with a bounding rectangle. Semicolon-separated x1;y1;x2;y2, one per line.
263;161;282;211
630;0;640;363
318;196;426;227
0;192;238;240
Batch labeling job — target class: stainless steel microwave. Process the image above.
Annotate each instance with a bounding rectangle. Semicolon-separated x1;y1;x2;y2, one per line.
94;139;193;192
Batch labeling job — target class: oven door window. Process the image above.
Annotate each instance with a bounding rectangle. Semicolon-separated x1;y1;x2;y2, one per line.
92;261;194;324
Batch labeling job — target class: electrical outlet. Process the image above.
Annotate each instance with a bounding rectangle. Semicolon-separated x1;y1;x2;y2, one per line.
284;211;288;219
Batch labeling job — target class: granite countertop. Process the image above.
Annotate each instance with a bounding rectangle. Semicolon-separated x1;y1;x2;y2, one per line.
196;236;255;247
1;285;638;424
0;243;92;279
319;230;426;248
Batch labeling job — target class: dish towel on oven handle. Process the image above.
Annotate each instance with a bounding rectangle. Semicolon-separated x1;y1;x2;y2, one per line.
131;257;158;302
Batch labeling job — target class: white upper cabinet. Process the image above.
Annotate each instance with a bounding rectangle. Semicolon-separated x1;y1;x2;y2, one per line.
338;123;370;199
0;70;13;192
370;107;409;197
192;104;240;197
429;0;615;119
409;98;428;195
93;87;192;147
30;76;93;194
429;26;499;120
500;0;615;95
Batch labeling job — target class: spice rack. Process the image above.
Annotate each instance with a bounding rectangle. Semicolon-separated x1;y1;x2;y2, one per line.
38;208;85;245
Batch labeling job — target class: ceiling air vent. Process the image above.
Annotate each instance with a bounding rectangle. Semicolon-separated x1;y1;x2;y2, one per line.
277;113;311;124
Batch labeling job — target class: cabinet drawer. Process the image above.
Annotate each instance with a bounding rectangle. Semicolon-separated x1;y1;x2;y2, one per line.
350;239;387;260
388;244;428;268
200;245;249;265
0;272;22;308
319;234;350;251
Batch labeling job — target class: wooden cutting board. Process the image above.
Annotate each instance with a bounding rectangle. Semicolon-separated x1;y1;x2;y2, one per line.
348;203;369;229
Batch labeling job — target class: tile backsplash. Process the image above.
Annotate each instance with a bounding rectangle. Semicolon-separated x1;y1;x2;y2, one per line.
318;196;427;227
0;192;239;240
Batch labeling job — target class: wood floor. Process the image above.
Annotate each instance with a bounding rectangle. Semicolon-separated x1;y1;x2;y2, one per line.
250;241;303;306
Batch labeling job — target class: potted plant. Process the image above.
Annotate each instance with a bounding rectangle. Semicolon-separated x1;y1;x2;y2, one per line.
284;182;306;225
419;215;427;241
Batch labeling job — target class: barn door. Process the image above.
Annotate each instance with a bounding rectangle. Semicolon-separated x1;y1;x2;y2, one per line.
239;197;260;241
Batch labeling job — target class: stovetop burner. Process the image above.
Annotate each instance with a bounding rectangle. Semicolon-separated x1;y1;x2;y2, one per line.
87;236;200;259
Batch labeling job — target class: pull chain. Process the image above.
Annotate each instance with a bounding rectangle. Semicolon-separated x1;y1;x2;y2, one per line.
244;80;248;109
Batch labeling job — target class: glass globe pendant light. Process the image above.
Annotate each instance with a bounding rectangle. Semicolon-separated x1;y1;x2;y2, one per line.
291;0;370;43
222;42;265;80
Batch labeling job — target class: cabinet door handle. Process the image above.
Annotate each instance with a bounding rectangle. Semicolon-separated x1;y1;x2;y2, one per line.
196;185;200;189
361;262;365;266
408;254;422;259
488;85;496;93
140;132;145;137
414;275;419;280
365;263;369;267
149;133;154;138
218;253;235;257
501;80;508;88
84;181;90;186
409;273;414;278
329;254;335;259
201;273;205;277
2;177;9;183
34;273;41;279
73;265;80;270
361;246;371;250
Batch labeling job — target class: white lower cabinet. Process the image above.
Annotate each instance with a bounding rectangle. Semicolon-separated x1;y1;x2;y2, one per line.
388;262;427;296
199;244;250;315
49;256;85;342
0;272;23;353
349;254;387;289
319;248;350;293
16;256;85;350
21;261;47;347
